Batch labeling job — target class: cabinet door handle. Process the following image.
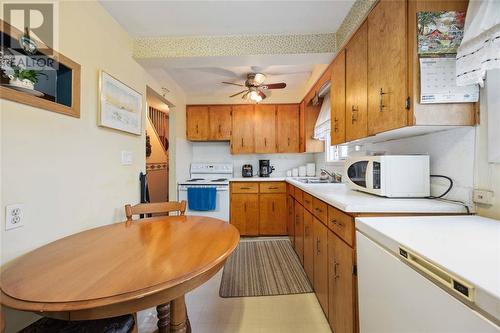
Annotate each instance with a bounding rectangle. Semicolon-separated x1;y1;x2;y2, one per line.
333;117;339;132
218;124;222;134
379;88;387;112
196;124;199;133
316;238;321;255
264;137;267;146
272;202;275;211
304;200;310;204
288;137;291;146
269;186;279;190
241;138;244;147
331;218;337;225
240;187;251;190
333;261;340;279
351;105;358;124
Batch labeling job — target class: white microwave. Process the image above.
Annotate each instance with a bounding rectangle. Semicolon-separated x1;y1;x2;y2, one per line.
345;155;430;197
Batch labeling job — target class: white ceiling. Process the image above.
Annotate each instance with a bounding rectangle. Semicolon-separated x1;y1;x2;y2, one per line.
100;1;355;37
164;63;326;104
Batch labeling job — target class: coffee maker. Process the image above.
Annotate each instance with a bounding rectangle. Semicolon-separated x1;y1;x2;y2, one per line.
259;160;275;177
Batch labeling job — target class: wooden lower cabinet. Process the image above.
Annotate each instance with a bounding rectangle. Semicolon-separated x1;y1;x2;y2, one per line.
287;195;295;245
230;193;259;236
230;182;287;236
328;230;355;333
294;202;304;264
259;194;287;235
303;209;314;284
313;217;329;315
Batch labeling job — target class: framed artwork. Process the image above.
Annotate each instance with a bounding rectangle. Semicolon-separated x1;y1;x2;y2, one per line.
0;20;81;117
98;70;143;135
417;11;466;55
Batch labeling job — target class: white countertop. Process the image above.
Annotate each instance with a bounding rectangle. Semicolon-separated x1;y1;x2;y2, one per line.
286;178;469;214
230;177;286;182
355;215;500;321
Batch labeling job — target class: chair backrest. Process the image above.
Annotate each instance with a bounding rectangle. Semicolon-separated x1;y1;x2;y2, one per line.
125;201;187;221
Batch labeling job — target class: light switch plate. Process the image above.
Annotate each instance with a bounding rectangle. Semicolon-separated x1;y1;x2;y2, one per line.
5;204;24;230
473;189;494;205
121;151;133;166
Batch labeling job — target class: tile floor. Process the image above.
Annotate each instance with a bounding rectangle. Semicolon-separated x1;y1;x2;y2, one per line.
137;270;332;333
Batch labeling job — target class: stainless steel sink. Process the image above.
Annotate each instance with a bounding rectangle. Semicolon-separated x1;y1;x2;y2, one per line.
291;177;340;184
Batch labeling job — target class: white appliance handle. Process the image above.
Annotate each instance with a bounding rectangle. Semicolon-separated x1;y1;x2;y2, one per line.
178;186;228;191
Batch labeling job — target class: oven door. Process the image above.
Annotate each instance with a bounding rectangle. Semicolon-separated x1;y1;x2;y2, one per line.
177;185;229;222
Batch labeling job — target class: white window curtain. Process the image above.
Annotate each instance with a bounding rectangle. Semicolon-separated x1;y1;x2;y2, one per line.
456;0;500;87
313;93;331;140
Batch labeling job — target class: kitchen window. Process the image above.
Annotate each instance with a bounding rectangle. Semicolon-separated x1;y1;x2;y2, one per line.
325;132;348;163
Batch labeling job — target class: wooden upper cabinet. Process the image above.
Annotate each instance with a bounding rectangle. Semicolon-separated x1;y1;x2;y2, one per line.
231;105;255;154
254;104;277;153
259;193;287;235
345;21;368;142
367;0;408;135
209;105;232;140
299;101;306;152
328;231;355;333
277;104;300;153
186;106;209;140
230;193;259;236
330;49;346;145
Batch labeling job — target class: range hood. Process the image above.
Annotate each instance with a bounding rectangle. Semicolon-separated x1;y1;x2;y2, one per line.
311;81;331;106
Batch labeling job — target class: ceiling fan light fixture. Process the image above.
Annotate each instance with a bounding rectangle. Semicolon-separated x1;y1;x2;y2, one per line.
247;89;263;103
253;73;266;85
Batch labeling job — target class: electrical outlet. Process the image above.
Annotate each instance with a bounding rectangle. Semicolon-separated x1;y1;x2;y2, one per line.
121;151;133;166
5;204;24;230
473;190;494;205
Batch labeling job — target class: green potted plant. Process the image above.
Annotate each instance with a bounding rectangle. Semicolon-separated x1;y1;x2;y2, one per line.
8;66;48;90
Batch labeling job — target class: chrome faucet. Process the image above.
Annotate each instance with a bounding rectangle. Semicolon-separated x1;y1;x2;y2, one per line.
320;168;342;183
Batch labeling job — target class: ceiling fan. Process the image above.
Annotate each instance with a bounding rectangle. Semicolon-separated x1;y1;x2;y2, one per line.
222;73;286;103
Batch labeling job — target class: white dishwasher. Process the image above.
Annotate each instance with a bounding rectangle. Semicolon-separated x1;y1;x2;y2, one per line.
356;215;500;333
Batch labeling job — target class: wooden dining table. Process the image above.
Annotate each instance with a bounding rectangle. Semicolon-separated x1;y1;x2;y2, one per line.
0;215;240;333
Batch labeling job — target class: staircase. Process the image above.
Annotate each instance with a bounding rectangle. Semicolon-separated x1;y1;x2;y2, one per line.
148;106;169;152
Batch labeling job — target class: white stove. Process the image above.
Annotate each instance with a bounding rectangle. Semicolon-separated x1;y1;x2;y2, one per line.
177;163;233;221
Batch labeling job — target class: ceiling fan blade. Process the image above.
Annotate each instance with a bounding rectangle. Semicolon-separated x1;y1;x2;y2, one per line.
229;90;248;98
258;90;267;100
241;91;250;100
261;82;287;89
222;81;245;87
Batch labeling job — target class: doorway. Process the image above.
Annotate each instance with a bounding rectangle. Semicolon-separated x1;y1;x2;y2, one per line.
146;86;171;202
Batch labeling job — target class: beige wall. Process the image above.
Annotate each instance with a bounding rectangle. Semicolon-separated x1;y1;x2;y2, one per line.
0;1;185;331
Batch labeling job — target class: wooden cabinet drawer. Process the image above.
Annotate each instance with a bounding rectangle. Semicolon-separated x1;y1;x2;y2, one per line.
328;205;354;247
294;187;303;204
303;193;313;212
312;197;327;224
259;182;286;193
231;182;259;194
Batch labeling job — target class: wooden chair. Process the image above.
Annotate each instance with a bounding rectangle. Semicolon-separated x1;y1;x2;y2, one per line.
125;201;187;221
18;314;136;333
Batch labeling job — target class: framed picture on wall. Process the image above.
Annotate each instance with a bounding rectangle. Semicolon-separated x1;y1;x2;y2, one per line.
98;70;142;135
